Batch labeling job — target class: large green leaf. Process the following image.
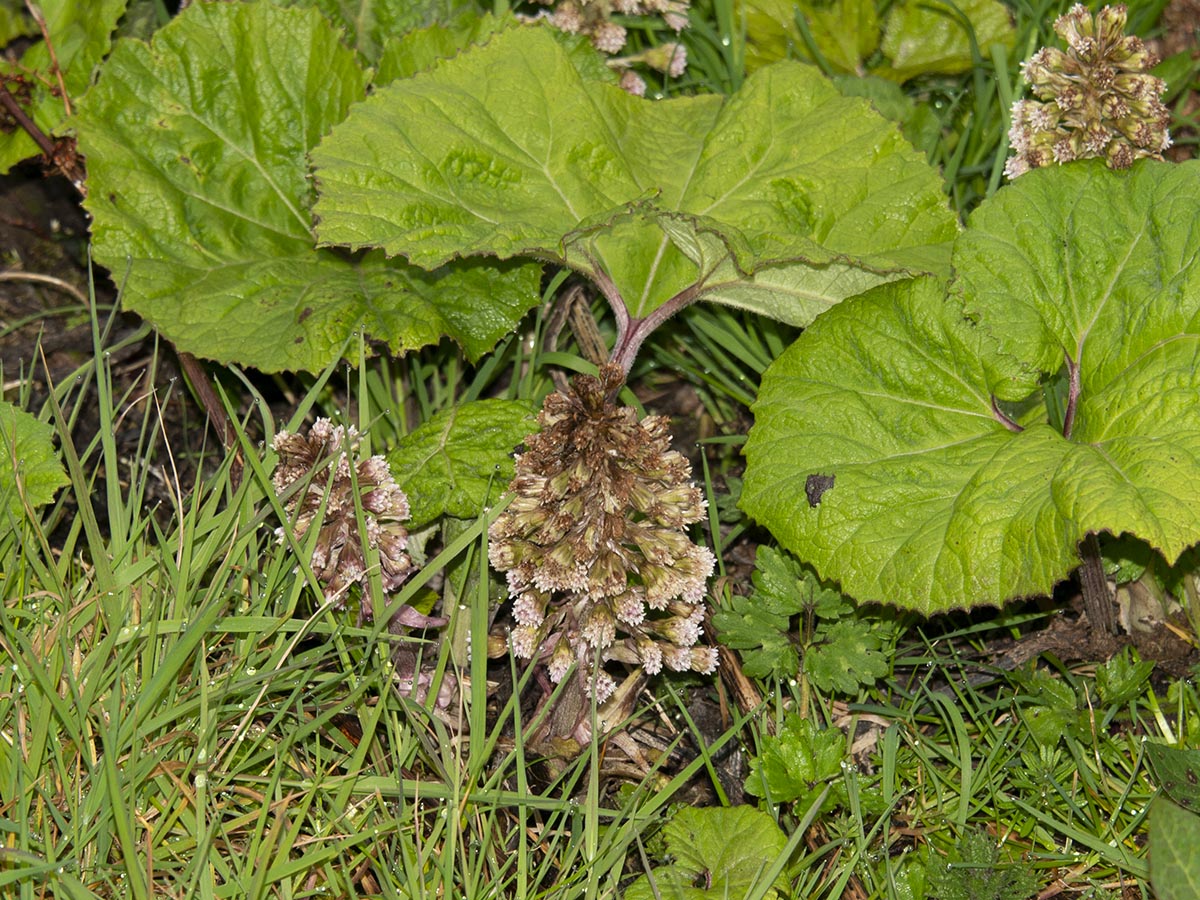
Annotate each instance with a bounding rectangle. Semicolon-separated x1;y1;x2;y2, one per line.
742;0;879;75
624;806;790;900
878;0;1014;83
0;402;68;521
954;162;1200;397
73;2;539;373
0;0;127;173
741;0;1013;83
387;399;535;527
742;161;1200;613
313;24;955;331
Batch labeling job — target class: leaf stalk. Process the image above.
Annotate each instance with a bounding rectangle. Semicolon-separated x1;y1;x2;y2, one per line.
1062;354;1080;439
1079;532;1118;635
990;396;1023;432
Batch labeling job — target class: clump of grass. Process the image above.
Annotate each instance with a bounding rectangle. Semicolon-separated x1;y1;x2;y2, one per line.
0;301;749;898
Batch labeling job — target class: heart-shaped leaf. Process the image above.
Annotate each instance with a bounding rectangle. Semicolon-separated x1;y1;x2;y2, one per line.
73;2;540;373
743;161;1200;613
312;24;956;340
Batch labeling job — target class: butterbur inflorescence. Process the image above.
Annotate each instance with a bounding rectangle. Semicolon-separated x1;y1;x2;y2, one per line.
528;0;690;90
272;419;412;611
1005;4;1170;178
489;364;717;702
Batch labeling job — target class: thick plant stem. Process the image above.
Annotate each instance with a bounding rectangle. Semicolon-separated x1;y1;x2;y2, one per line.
608;285;702;374
1079;532;1117;635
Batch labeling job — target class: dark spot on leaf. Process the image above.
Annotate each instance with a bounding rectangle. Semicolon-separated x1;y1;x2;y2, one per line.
107;193;116;203
385;281;394;289
294;336;303;344
1189;769;1198;785
179;155;190;165
805;473;835;507
298;307;313;323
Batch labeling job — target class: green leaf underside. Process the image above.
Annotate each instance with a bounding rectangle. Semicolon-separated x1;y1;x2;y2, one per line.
0;402;69;520
313;24;955;326
743;161;1200;614
624;807;789;900
74;2;539;373
387;399;535;527
1151;798;1200;900
0;0;127;173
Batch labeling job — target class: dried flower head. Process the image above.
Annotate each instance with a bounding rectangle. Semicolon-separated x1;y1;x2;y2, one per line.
1005;4;1170;178
528;0;691;83
272;419;412;610
619;69;648;97
489;364;717;701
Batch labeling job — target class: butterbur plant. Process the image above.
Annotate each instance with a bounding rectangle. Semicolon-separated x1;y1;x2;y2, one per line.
34;3;958;706
71;1;543;375
272;418;414;619
311;19;955;699
743;160;1200;627
310;23;957;375
488;364;717;700
1005;3;1170;178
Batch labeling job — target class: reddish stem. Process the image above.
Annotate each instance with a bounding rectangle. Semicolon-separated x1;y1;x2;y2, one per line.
990;395;1023;432
609;283;703;374
0;82;54;157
